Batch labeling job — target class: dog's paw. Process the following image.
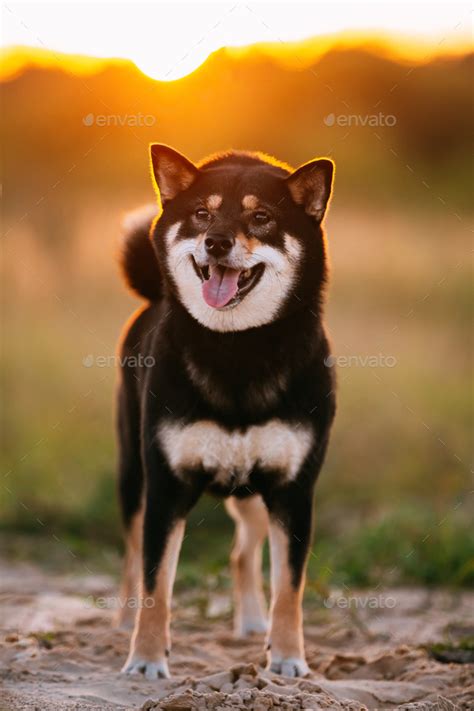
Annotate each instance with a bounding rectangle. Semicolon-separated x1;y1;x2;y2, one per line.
121;655;170;680
268;655;309;678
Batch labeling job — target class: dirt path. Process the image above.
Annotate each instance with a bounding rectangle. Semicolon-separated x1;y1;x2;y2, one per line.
1;559;473;710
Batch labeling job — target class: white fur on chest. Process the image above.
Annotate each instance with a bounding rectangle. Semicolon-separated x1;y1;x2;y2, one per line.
157;419;313;485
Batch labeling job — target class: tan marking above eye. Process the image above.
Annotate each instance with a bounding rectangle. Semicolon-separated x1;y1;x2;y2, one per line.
235;231;263;254
242;195;259;210
206;194;223;210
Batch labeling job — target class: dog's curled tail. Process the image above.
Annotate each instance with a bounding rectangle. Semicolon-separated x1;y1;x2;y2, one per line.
120;205;161;302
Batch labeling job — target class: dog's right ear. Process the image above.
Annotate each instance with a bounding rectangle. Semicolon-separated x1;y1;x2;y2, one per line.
149;144;199;204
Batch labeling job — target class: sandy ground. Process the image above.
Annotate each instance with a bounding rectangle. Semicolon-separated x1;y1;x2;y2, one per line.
1;559;473;710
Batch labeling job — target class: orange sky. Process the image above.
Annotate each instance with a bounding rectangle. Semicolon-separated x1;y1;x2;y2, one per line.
1;1;472;81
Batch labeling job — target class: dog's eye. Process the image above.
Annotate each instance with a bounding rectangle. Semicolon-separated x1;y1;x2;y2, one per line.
195;208;211;220
253;211;270;224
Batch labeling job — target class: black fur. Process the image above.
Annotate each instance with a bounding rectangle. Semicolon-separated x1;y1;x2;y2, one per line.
117;149;336;594
119;212;161;302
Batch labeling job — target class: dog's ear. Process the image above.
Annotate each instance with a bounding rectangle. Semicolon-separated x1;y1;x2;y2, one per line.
149;144;199;203
286;158;334;222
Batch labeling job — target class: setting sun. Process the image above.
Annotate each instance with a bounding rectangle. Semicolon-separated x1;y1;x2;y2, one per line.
2;1;472;81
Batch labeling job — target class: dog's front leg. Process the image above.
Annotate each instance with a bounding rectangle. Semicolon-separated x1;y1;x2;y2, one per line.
122;448;205;679
264;481;314;677
123;518;184;679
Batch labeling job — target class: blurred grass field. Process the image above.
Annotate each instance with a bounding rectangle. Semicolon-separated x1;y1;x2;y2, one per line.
2;201;472;588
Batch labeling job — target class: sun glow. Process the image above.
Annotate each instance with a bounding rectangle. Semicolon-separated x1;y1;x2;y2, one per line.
1;1;472;82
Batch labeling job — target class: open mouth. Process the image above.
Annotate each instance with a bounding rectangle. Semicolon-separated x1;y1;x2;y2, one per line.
191;258;265;309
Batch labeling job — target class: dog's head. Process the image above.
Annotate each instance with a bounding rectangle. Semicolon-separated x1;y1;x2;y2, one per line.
150;145;334;332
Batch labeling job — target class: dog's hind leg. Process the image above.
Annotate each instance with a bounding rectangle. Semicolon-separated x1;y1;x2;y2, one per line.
225;495;269;637
116;508;143;629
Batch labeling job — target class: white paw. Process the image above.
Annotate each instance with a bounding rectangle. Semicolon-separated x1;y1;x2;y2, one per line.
121;654;170;680
237;616;269;636
268;655;310;677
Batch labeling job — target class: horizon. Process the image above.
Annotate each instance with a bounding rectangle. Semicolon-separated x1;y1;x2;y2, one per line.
1;30;473;84
1;1;473;81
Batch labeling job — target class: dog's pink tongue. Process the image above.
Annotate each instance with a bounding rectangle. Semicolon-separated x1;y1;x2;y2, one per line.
202;264;240;308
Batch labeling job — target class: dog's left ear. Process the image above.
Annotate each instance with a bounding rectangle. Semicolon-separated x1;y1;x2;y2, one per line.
149;144;199;203
286;158;334;222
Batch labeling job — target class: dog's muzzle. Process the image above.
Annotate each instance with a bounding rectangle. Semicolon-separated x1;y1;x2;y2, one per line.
191;254;265;310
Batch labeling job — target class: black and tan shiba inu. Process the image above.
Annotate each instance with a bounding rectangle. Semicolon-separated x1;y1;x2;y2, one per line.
116;145;336;679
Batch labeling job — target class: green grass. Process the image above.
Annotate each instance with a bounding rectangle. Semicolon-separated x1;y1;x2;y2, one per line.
426;639;474;664
183;502;474;588
309;506;474;587
2;500;472;589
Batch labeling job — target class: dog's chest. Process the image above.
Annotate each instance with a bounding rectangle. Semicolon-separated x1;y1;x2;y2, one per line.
157;419;313;485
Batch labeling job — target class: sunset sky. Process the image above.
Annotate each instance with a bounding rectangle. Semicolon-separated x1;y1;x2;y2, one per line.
2;1;472;80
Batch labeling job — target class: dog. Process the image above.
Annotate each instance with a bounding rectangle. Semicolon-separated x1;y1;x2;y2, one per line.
116;145;336;679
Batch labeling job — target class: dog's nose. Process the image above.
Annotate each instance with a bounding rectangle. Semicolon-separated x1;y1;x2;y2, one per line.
204;233;234;258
